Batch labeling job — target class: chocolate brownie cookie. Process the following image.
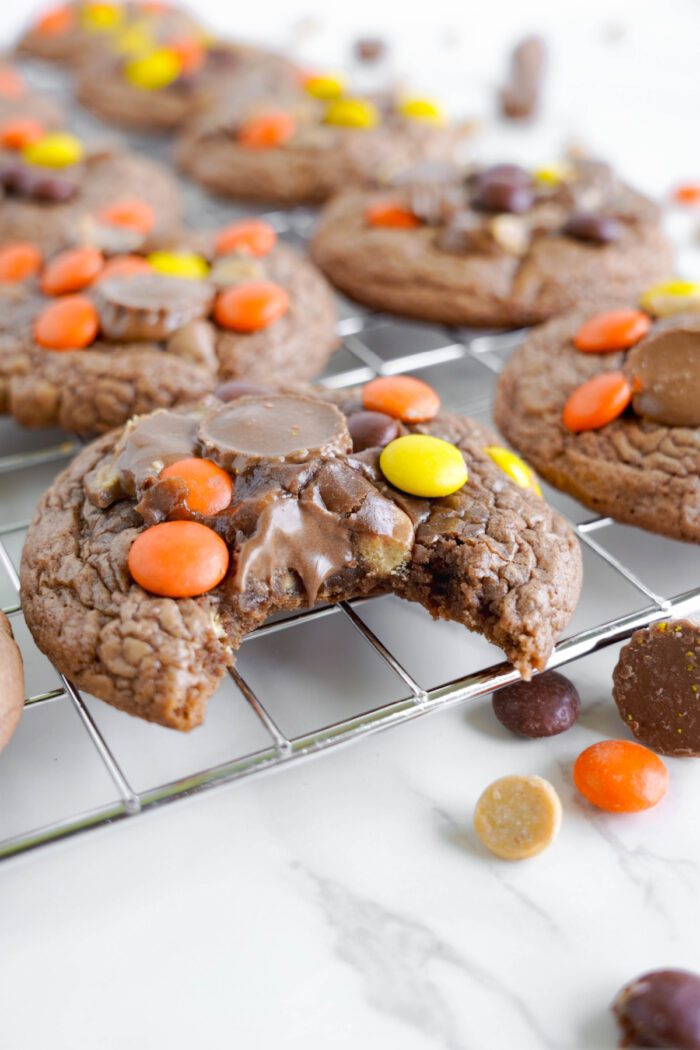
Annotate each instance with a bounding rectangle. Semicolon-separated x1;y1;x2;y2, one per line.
311;158;672;326
0;218;338;433
494;287;700;541
176;79;471;205
0;130;181;253
20;380;581;729
613;619;700;756
76;34;295;132
0;612;24;754
0;59;63;127
16;1;201;67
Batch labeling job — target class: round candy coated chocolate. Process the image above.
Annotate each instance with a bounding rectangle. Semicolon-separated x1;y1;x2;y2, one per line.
640;279;700;318
125;49;182;91
563;211;622;244
398;98;443;123
22;132;84;169
147;250;209;280
614;969;700;1049
477;163;532;187
215;380;274;402
484;445;541;495
304;73;345;99
347;411;400;452
30;175;76;202
325;98;379;128
380;434;468;497
492;671;580;738
473;178;534;214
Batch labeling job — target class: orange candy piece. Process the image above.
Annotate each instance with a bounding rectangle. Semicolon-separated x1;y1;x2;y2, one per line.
0;117;45;150
35;5;75;35
0;67;26;100
97;255;153;281
128;520;229;598
167;37;206;75
562;371;632;432
573;739;669;813
237;111;297;149
214;219;277;258
366;200;420;229
363;375;440;423
573;309;651;353
35;295;99;350
40;247;104;296
98;199;156;235
673;181;700;206
0;242;43;282
160;458;233;517
214;281;289;333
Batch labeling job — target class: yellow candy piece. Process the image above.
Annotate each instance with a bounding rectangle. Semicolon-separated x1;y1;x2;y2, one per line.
114;23;154;55
81;2;124;32
639;279;700;317
380;434;468;498
147;251;209;280
398;98;444;123
325;98;379;129
22;132;84;169
533;163;573;187
484;445;542;496
304;73;346;100
125;48;182;91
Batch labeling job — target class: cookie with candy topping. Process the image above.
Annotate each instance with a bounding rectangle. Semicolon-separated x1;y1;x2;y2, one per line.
175;75;472;205
0;129;181;253
494;285;700;541
0;219;339;433
20;379;581;729
16;1;202;68
310;157;672;326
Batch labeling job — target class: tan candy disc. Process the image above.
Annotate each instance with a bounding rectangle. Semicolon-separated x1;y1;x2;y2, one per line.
473;774;562;860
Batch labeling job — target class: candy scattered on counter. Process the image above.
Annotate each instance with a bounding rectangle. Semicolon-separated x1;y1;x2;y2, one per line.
613;619;700;756
613;969;700;1049
474;774;562;860
573;739;669;812
499;35;547;120
492;670;580;738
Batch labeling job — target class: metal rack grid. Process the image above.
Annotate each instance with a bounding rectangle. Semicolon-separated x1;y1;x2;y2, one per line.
2;269;699;861
1;60;699;863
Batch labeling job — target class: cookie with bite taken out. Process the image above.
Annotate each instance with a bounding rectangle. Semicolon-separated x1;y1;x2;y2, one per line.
20;377;581;729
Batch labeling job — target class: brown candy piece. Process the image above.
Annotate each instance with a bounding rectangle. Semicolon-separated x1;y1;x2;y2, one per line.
626;320;700;427
198;394;352;473
347;410;400;452
613;618;700;756
166;319;218;372
472;168;534;214
0;612;24;754
95;274;214;342
499;36;547;120
492;670;580;738
215;380;274;402
354;37;385;62
613;969;700;1048
563;211;622;244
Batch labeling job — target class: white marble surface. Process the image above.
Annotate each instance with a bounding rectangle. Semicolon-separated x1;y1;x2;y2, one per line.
2;3;700;1048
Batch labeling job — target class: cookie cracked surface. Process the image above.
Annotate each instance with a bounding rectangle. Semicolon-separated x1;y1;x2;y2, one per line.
20;386;582;730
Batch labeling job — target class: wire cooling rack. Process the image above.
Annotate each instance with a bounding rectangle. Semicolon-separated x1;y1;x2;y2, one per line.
1;62;699;862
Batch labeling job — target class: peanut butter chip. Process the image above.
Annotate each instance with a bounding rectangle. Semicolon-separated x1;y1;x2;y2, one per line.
473;774;562;860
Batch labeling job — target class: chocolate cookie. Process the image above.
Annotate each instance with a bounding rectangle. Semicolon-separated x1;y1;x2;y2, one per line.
310;158;672;326
0;612;24;754
612;619;700;756
16;1;202;67
76;36;296;132
0;131;181;254
20;381;582;730
494;292;700;541
176;82;471;205
0;219;338;433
